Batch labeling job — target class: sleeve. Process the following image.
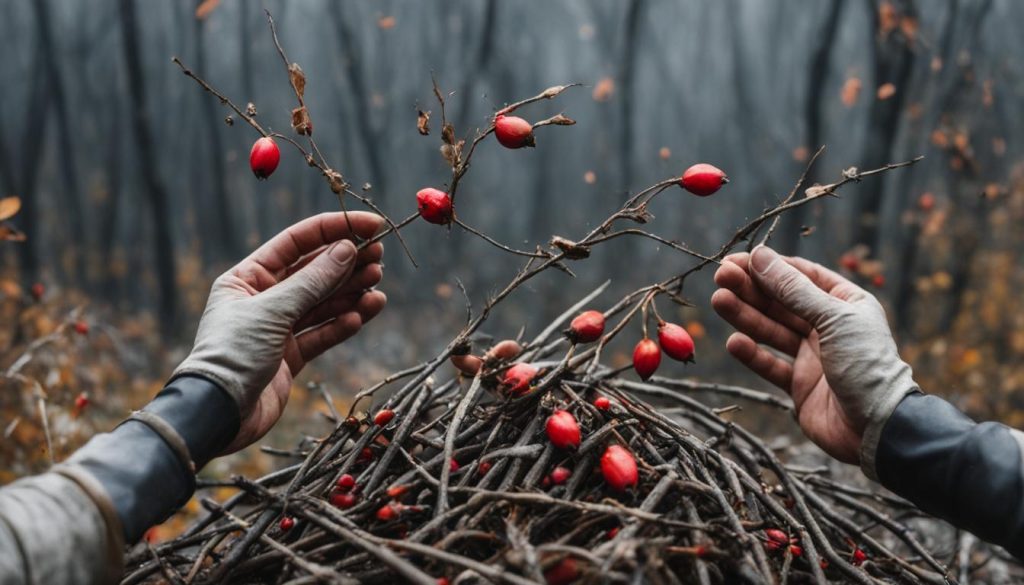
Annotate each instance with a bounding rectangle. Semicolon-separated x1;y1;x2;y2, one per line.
0;375;239;584
876;392;1024;559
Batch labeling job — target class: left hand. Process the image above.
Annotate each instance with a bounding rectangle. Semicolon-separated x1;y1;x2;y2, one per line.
173;212;387;453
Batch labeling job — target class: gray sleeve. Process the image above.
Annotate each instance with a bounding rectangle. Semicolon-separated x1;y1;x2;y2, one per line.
876;392;1024;559
0;467;124;585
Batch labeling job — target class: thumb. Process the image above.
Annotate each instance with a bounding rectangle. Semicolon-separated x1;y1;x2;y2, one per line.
750;246;838;326
260;240;358;322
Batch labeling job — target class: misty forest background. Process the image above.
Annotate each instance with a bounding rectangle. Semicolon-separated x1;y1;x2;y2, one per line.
2;0;1024;536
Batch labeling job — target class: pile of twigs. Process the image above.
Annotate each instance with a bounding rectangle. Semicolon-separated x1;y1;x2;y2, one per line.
121;308;1018;584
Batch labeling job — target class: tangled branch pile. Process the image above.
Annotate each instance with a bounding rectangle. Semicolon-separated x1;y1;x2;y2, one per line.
122;11;1020;585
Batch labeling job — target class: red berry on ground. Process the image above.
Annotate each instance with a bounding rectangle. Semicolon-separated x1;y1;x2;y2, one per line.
358;447;374;463
416;187;453;225
852;548;867;566
30;283;44;301
330;492;357;509
545;409;581;450
494;115;536;149
632;338;661;381
449;459;460;473
73;320;89;336
437;579;450;585
502;363;539;395
600;445;638;492
658;322;695;362
74;393;89;412
386;485;409;499
336;474;356;492
593;396;611;411
549;466;572;485
789;545;803;557
373;409;395;426
543;557;578;585
478;461;492;475
376;504;398;522
680;163;728;196
279;517;295;531
606;526;619;539
567;310;605;343
764;529;789;551
249;137;281;180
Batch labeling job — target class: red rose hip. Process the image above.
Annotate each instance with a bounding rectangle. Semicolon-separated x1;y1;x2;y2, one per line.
545;409;581;450
373;409;395;426
632;338;661;380
600;445;638;492
549;466;572;485
279;517;295;531
658;322;695;362
416;187;453;225
502;363;539;395
249;137;281;180
567;310;605;343
494;115;536;149
593;396;611;411
680;163;728;196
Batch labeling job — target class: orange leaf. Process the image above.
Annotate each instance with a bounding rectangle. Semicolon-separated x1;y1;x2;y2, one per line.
840;77;862;108
876;83;896;100
194;0;220;20
0;197;20;221
592;77;615;102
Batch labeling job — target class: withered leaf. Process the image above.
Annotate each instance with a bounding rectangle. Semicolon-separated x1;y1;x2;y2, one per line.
417;109;431;136
550;236;591;260
288;63;306;99
441;123;455;145
0;224;26;242
291;106;313;136
326;170;346;194
246;102;258;117
194;0;220;20
0;197;21;221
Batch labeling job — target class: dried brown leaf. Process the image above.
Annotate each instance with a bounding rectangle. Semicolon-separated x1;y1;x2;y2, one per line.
288;63;306;99
291;106;313;136
194;0;220;20
417;110;431;136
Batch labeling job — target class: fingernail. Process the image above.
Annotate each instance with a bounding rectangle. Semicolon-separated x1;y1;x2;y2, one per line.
329;240;357;264
750;245;780;275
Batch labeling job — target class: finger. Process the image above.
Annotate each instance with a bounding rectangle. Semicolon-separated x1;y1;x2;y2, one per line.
248;212;384;273
783;256;869;303
284;241;383;280
296;291;387;362
294;264;383;331
711;288;802;356
725;332;794;390
749;246;840;327
714;258;812;335
259;240;358;322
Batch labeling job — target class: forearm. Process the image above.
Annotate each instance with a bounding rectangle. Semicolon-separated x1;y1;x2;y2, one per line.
876;392;1024;559
0;375;239;584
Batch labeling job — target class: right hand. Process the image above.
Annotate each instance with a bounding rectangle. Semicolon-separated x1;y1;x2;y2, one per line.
711;246;917;477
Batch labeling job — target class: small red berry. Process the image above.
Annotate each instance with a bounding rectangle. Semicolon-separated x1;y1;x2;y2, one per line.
437;579;450;585
632;338;661;381
549;466;572;485
789;545;803;557
30;283;44;301
600;445;638;492
376;504;398;522
545;409;581;450
502;363;539;395
279;517;295;531
336;474;356;492
680;163;728;196
543;557;578;585
416;187;453;225
358;447;374;463
330;492;357;509
839;253;860;272
449;458;460;473
74;393;89;412
658;322;695;362
386;484;410;499
764;529;789;551
872;274;885;288
494;115;536;149
820;559;830;570
73;320;89;336
373;409;395;426
606;526;619;539
567;310;605;343
918;192;935;211
249;136;281;180
593;396;611;411
478;461;492;475
851;548;867;566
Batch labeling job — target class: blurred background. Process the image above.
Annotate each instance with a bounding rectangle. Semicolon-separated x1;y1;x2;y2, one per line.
2;0;1023;536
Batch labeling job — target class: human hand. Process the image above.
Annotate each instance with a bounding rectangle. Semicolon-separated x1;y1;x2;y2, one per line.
711;246;917;477
173;212;387;454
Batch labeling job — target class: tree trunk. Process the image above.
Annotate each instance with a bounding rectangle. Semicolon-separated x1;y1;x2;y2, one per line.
119;0;179;334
